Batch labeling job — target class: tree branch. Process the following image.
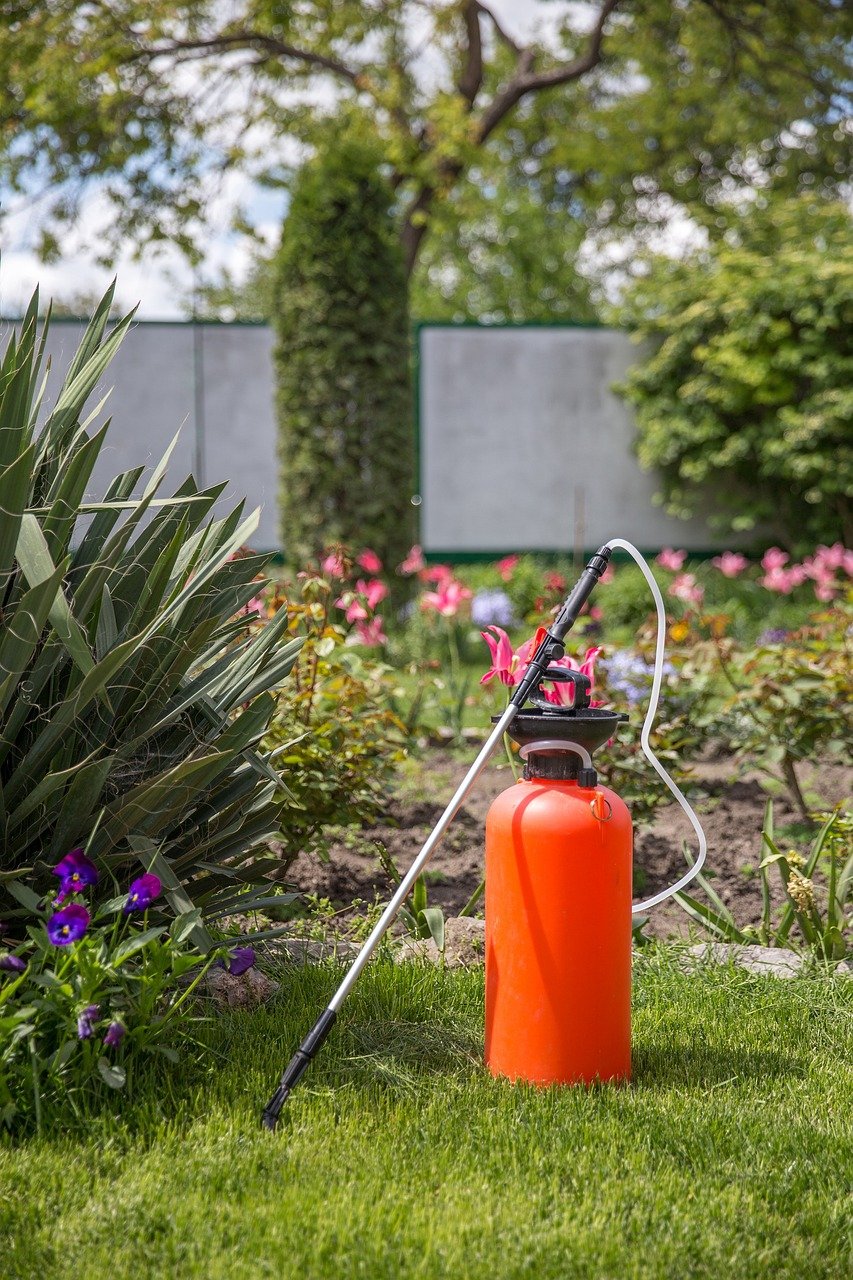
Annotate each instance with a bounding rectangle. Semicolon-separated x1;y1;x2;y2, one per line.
457;1;484;105
475;2;522;58
129;30;364;88
475;0;621;144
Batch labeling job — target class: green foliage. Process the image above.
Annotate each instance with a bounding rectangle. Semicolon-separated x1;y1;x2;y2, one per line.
3;3;850;301
0;291;301;925
273;136;413;569
0;879;223;1134
713;606;852;819
676;801;852;960
616;198;853;549
263;572;406;868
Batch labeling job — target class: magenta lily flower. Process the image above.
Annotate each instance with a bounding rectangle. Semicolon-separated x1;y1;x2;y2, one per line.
356;578;388;610
399;545;425;575
321;550;346;579
420;563;452;585
47;903;90;946
356;548;382;574
336;592;369;622
124;873;162;913
355;616;387;646
480;626;519;687
421;579;472;617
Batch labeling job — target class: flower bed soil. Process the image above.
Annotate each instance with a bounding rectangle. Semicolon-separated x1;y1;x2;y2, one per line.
290;751;850;941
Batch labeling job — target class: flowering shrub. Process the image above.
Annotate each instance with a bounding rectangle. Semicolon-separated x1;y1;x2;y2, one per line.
0;852;247;1133
710;607;852;819
263;565;406;867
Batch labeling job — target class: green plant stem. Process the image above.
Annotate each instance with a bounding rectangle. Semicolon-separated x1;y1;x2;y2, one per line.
781;753;812;824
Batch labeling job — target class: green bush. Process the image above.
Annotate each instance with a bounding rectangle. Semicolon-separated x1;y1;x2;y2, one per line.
263;572;406;868
273;135;414;571
616;198;853;550
0;292;301;934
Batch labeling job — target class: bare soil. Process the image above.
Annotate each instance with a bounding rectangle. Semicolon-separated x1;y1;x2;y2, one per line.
291;749;851;940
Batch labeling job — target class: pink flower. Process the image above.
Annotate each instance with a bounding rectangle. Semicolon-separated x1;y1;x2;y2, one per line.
812;543;846;572
669;573;704;605
421;580;472;617
357;549;382;574
356;578;388;610
712;551;748;578
242;594;266;618
542;647;602;707
544;571;566;594
496;555;519;582
600;563;615;584
480;627;519;687
656;548;687;572
355;616;387;646
336;592;369;622
420;563;453;585
399;545;426;575
321;551;346;579
761;565;806;594
761;547;789;573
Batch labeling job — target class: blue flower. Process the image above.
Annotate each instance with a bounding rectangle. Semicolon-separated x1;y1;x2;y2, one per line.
77;1004;100;1040
123;873;162;913
227;946;256;976
103;1021;126;1049
52;848;99;902
47;903;90;946
0;954;26;974
759;628;789;644
471;589;517;629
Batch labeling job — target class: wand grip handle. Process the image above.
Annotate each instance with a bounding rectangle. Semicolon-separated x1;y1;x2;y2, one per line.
262;1007;337;1130
551;545;612;641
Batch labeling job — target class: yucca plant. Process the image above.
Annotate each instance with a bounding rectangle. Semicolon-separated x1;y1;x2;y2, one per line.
0;288;302;943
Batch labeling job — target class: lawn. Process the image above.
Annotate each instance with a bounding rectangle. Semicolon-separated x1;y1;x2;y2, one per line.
1;954;850;1280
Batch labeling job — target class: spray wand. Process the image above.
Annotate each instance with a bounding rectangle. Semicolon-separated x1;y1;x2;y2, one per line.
262;539;708;1129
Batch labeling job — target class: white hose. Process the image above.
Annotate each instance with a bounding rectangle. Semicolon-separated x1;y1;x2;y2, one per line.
604;538;708;912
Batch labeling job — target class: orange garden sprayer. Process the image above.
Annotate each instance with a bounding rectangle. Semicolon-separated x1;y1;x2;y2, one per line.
262;539;708;1128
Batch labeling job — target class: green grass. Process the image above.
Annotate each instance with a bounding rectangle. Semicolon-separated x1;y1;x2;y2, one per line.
2;954;851;1280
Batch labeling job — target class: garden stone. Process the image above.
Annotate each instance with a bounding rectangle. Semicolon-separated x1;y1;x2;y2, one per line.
684;942;804;979
834;959;852;977
205;966;280;1010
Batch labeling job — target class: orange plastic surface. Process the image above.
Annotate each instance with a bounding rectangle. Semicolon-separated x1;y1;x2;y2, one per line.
484;776;632;1086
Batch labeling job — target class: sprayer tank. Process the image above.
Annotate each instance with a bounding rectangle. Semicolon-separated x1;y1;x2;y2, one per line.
484;774;632;1086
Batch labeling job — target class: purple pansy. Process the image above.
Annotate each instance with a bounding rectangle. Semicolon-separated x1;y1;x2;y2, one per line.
0;953;26;974
227;946;256;976
77;1004;100;1040
123;873;162;913
47;903;91;946
103;1020;126;1049
52;848;99;901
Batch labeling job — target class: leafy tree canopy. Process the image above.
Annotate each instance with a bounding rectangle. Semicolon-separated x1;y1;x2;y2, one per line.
2;1;849;283
614;195;853;551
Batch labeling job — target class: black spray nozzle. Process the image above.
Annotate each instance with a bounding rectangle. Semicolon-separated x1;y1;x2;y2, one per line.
511;546;612;710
